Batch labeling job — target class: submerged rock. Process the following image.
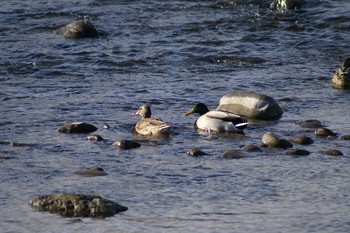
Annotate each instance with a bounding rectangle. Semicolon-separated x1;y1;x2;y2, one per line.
340;135;350;140
262;132;293;149
332;58;350;89
286;149;310;156
216;91;283;120
113;140;141;150
296;119;323;128
74;167;108;176
58;122;97;134
222;150;249;159
187;148;209;156
241;144;262;152
29;193;127;218
55;20;98;39
289;136;314;145
320;149;343;156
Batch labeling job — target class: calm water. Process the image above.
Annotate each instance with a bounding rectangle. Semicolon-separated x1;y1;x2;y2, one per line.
1;0;350;232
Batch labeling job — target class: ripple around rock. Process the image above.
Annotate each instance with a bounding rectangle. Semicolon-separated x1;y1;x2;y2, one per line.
58;122;98;134
28;193;127;218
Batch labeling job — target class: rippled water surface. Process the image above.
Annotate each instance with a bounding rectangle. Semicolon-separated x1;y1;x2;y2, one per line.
1;0;350;232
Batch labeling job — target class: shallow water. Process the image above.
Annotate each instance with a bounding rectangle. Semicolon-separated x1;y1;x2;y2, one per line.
1;0;350;232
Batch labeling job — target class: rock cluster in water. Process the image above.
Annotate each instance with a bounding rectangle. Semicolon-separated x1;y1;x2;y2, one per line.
28;193;127;218
332;58;350;89
55;20;98;39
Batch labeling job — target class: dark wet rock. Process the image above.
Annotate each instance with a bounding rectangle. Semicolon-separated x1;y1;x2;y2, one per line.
315;128;336;137
340;135;350;140
55;20;98;39
286;149;310;156
187;148;209;156
332;58;350;89
74;167;108;177
86;134;104;141
29;193;127;218
113;140;141;150
272;0;304;9
296;119;323;128
289;136;314;145
320;149;343;156
216;91;283;120
241;144;262;152
59;122;97;134
222;150;249;159
262;132;293;149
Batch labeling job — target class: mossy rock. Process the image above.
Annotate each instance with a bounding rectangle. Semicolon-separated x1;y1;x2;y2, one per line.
29;193;127;218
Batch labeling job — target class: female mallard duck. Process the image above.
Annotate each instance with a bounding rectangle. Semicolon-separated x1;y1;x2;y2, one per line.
133;105;171;135
184;103;248;133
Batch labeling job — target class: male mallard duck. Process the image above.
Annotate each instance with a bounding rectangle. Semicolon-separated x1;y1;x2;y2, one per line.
184;103;248;133
133;105;171;135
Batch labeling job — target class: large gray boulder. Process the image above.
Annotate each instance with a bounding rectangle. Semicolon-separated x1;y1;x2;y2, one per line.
29;193;127;218
216;91;283;120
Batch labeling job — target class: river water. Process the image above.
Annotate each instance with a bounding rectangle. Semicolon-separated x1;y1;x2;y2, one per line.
1;0;350;232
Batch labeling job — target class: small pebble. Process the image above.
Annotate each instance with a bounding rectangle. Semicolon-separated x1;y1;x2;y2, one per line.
319;149;343;156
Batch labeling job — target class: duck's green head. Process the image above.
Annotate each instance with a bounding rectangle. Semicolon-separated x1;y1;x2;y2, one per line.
184;103;209;116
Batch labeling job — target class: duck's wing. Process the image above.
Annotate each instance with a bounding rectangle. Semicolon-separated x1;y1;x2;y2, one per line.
204;111;248;129
136;118;170;135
